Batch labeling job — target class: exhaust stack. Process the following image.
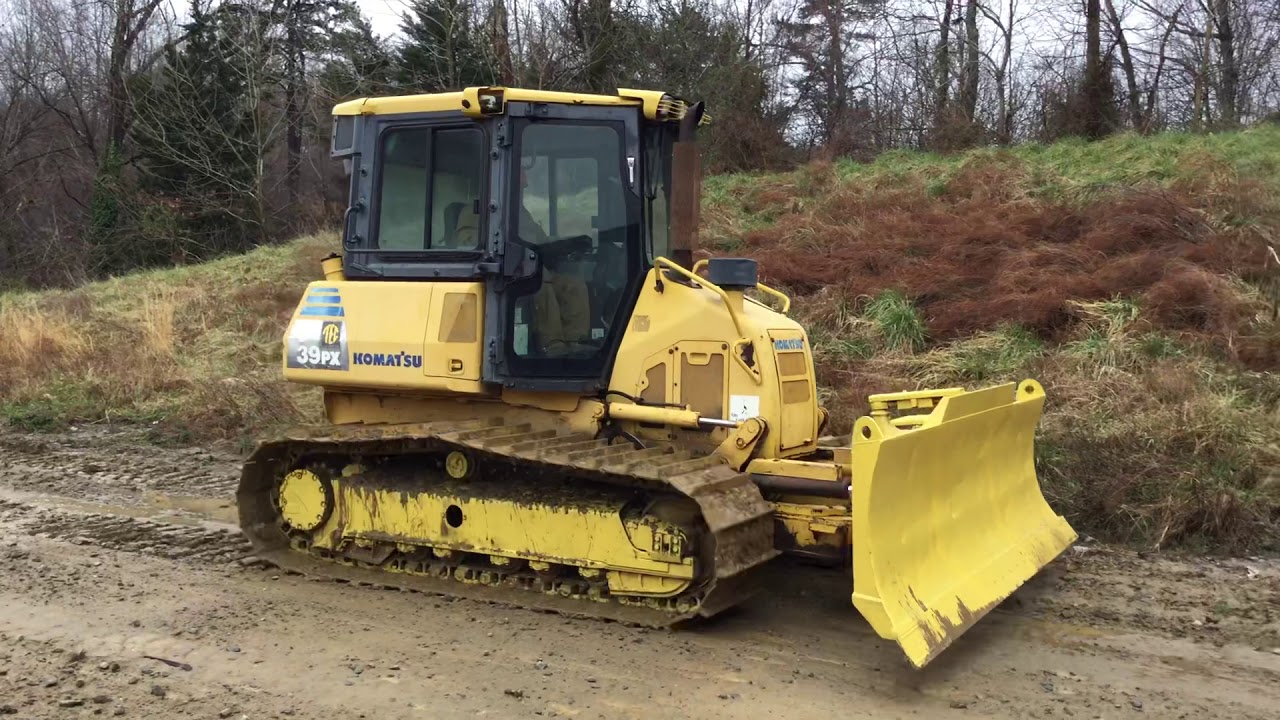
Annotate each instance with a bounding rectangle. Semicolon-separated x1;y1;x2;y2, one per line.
669;100;706;270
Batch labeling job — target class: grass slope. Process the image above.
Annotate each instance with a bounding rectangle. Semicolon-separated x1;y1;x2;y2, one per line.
3;126;1279;551
0;237;336;448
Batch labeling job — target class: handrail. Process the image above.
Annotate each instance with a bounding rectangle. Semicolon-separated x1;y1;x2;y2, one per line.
755;281;791;314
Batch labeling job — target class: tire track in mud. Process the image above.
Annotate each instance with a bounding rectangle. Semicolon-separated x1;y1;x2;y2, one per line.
0;432;240;505
0;498;256;566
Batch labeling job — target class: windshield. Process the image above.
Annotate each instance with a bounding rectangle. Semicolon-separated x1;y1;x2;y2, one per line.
517;123;628;244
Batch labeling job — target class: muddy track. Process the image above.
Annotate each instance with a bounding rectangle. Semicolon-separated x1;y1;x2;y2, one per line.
0;430;240;507
0;497;767;633
2;426;1278;651
0;498;255;565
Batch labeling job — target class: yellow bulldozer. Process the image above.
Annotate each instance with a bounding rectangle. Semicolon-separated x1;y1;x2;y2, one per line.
238;86;1077;669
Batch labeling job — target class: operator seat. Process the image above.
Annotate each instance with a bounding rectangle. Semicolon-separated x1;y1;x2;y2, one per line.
443;202;466;247
450;203;480;248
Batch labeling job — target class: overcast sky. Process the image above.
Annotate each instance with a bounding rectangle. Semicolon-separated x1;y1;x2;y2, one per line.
359;0;408;39
350;0;1088;62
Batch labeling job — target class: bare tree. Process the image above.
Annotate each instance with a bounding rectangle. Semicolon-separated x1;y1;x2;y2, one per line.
1083;0;1109;136
1104;0;1142;128
104;0;170;157
1210;0;1239;125
933;0;955;128
977;0;1018;142
2;0;1279;289
959;0;979;121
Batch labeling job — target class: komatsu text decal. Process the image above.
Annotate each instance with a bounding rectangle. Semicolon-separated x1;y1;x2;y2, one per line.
773;338;804;351
353;351;424;369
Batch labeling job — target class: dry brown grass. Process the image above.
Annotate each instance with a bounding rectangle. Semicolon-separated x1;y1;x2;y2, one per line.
0;234;335;442
706;133;1280;552
140;289;178;359
737;163;1272;363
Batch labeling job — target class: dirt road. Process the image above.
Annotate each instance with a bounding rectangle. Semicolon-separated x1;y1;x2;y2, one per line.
1;428;1278;720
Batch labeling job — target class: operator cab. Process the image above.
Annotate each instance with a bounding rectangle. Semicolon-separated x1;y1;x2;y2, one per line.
330;87;698;393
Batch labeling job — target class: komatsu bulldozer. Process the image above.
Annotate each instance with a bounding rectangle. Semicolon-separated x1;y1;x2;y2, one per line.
238;86;1077;669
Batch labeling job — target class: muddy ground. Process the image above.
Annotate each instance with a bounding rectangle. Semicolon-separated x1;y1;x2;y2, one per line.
0;428;1277;720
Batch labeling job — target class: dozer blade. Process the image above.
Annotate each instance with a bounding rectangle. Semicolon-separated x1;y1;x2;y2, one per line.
849;379;1076;668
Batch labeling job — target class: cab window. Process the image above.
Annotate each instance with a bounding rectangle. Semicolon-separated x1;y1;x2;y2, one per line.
644;124;673;261
375;126;484;250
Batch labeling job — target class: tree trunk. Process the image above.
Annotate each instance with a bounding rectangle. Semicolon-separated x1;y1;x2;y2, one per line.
1104;0;1141;130
933;0;953;128
959;0;979;122
1145;6;1181;130
827;0;845;145
492;0;515;85
1083;0;1106;138
1192;11;1214;131
105;0;165;159
996;0;1014;143
584;0;612;93
1212;0;1238;127
285;16;302;220
105;0;131;158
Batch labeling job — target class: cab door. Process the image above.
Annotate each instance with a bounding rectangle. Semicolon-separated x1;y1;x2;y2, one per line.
484;102;646;393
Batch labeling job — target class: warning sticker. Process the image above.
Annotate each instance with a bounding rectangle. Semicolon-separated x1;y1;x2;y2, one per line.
728;394;761;422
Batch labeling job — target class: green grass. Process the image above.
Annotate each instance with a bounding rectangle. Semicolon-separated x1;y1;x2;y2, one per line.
923;325;1045;383
863;290;926;353
834;124;1280;196
701;123;1280;240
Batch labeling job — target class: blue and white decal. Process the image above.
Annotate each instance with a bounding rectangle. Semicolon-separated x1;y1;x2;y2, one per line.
287;318;348;370
300;286;345;317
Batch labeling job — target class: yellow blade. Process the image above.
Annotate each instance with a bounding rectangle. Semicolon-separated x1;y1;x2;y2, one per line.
849;379;1076;668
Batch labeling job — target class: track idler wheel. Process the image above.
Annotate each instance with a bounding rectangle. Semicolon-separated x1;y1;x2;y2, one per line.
278;468;333;532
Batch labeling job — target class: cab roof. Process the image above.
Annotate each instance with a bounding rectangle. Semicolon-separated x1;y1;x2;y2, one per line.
332;87;707;125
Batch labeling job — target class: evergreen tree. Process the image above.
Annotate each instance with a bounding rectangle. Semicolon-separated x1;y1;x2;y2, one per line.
272;0;370;217
397;0;495;91
777;0;884;155
630;1;788;170
316;12;396;99
130;0;277;260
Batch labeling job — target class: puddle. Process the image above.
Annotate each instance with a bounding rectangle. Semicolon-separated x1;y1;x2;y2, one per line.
0;486;239;531
144;493;239;524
